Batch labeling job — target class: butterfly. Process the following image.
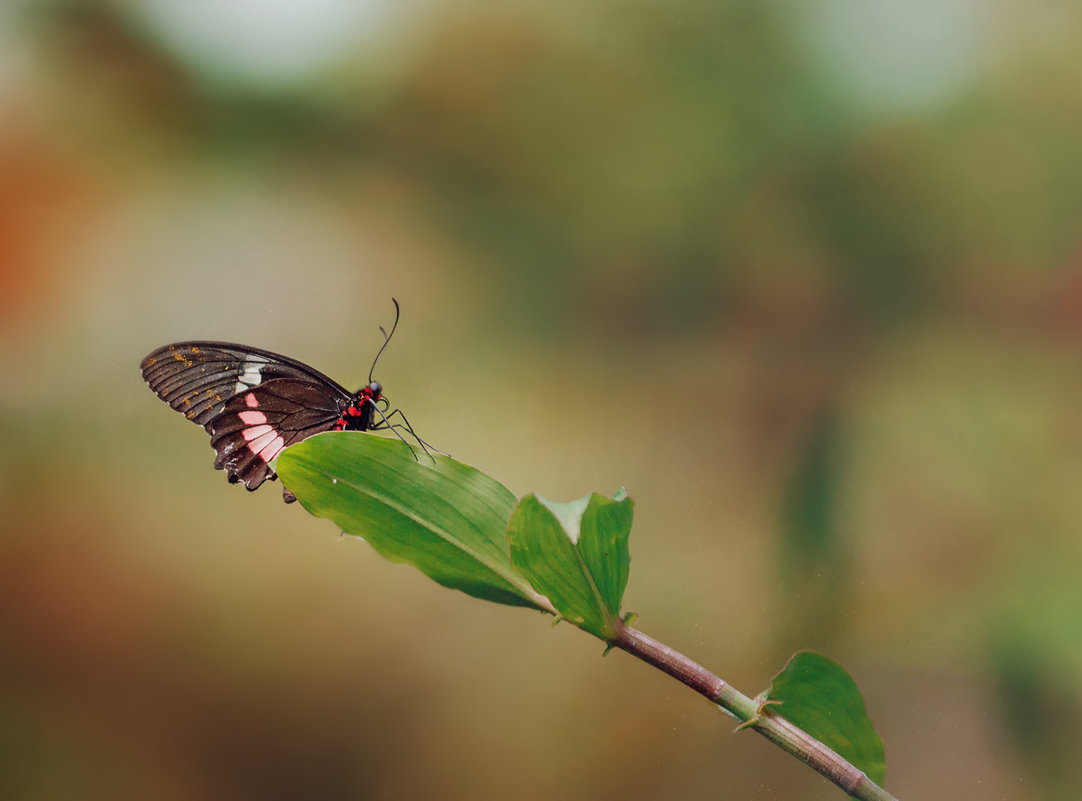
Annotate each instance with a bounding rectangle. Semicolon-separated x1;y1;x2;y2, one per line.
140;300;422;502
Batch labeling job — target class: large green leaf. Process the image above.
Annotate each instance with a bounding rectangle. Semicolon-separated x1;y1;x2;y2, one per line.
507;490;633;640
277;432;548;610
763;651;886;785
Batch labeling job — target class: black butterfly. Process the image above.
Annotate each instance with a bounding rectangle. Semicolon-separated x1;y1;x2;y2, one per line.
140;300;420;502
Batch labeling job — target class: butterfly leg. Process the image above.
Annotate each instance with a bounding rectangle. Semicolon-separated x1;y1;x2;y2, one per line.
368;402;421;461
373;406;448;460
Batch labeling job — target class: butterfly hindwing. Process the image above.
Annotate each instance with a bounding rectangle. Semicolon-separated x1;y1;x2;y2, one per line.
208;378;345;491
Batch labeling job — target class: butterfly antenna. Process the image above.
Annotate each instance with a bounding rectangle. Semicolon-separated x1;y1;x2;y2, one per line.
368;298;401;384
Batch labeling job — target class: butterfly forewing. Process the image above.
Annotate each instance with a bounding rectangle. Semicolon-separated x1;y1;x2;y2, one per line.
140;342;350;427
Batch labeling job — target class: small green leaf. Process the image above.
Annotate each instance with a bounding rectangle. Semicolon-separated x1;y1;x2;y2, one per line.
277;432;548;610
763;651;886;785
507;490;633;640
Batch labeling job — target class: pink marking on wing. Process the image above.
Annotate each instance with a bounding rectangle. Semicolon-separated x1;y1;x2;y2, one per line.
256;435;286;463
245;393;259;408
239;410;267;425
242;424;273;442
245;429;279;459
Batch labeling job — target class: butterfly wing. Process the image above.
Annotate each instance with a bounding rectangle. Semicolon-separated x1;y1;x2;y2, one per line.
141;343;353;495
208;378;346;491
140;341;351;427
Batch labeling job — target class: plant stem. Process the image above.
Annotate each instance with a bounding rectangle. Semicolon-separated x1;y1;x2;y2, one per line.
611;625;898;801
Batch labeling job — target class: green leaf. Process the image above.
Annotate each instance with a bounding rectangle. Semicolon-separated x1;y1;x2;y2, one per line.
276;432;548;610
763;651;886;786
507;490;633;640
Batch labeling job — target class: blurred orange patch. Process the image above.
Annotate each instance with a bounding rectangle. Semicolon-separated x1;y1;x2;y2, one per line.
0;124;99;330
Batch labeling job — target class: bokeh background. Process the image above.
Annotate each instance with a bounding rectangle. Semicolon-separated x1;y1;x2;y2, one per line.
2;1;1080;799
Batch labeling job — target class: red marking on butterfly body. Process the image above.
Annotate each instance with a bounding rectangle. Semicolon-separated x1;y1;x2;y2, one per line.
334;385;381;432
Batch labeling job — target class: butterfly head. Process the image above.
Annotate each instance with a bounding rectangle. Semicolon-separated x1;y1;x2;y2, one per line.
361;380;383;400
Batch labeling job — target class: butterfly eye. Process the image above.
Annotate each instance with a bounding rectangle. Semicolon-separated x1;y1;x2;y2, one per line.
368;381;382;397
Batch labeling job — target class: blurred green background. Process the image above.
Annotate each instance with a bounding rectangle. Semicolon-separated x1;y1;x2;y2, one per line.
2;1;1080;799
